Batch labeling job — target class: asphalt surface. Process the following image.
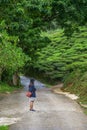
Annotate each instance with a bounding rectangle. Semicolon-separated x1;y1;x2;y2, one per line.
0;76;87;130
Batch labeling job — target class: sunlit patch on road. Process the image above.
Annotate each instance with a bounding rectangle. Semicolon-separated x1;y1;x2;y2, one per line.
0;117;21;126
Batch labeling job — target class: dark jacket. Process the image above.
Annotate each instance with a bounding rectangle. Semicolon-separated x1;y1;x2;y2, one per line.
29;85;36;97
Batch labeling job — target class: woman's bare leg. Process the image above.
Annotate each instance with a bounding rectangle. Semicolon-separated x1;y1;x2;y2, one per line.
30;101;34;110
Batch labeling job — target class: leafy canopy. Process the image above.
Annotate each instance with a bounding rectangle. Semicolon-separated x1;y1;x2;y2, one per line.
0;21;29;74
34;27;87;80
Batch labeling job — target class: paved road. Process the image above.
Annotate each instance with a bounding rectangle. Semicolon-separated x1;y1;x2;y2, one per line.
0;76;87;130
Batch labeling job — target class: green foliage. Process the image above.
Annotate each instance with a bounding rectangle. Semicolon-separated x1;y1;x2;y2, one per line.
34;27;87;80
0;21;29;80
0;82;21;93
84;108;87;115
0;0;51;53
0;126;8;130
64;71;87;104
0;0;52;74
51;0;87;26
34;27;87;105
1;0;87;59
0;0;87;84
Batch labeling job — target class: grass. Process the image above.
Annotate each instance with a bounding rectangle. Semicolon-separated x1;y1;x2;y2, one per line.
64;71;87;103
0;82;22;93
0;126;9;130
84;108;87;115
63;71;87;115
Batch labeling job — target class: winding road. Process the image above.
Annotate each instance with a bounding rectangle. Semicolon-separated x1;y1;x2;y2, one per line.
0;76;87;130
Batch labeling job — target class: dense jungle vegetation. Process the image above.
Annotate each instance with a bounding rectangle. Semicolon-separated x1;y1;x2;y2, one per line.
0;0;87;104
34;28;87;104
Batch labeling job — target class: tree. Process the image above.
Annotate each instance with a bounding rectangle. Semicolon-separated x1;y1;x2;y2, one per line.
0;0;87;78
34;27;87;80
0;21;29;84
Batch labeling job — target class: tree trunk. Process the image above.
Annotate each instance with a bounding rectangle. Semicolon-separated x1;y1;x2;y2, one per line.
0;68;3;81
12;72;20;86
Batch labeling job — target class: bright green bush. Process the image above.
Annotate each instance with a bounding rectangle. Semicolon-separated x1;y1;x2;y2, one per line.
0;21;29;81
0;82;22;93
34;27;87;80
34;27;87;104
0;126;8;130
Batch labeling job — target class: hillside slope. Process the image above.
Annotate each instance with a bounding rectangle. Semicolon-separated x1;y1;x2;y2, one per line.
34;27;87;104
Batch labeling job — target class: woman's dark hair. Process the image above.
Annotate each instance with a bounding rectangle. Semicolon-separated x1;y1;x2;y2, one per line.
29;78;35;87
30;78;35;83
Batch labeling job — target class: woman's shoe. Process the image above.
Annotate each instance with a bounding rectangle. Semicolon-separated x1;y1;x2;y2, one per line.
30;109;36;111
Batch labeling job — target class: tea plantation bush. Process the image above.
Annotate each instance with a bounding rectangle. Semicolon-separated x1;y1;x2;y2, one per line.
34;26;87;104
34;27;87;81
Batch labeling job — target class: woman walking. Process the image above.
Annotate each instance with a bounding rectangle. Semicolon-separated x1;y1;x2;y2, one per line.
28;78;36;111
